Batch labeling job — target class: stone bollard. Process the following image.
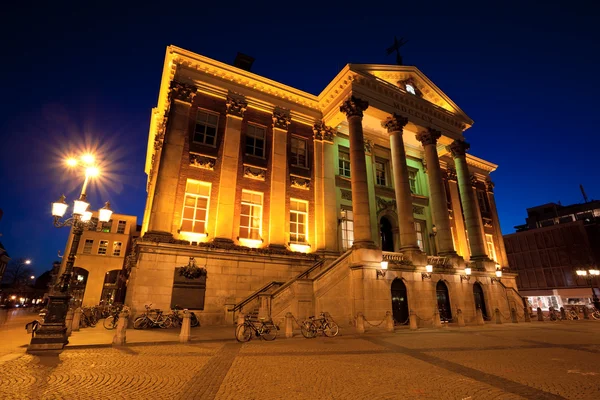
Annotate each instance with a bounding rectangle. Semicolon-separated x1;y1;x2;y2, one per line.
285;312;294;338
385;311;394;332
476;308;485;325
583;307;590;320
457;309;465;327
560;307;567;320
0;308;8;326
495;308;502;324
356;312;365;333
524;306;531;322
112;311;128;346
536;307;544;321
179;309;191;343
433;309;442;328
409;310;418;330
511;308;518;323
65;308;75;336
72;307;82;332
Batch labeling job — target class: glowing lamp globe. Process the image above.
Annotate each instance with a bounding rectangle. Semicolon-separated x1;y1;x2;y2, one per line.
576;270;587;276
81;211;93;222
465;267;472;276
380;261;389;270
590;270;600;276
73;199;90;215
495;270;503;278
99;202;113;223
52;195;68;217
426;265;433;273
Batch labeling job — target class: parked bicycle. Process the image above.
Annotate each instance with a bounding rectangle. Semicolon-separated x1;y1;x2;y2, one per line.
80;307;98;328
589;307;600;320
103;305;123;330
133;304;167;329
235;315;278;342
300;312;339;338
163;306;200;329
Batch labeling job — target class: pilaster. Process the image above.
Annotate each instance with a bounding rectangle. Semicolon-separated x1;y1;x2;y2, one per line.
486;180;509;267
268;108;290;248
446;169;470;259
313;121;337;252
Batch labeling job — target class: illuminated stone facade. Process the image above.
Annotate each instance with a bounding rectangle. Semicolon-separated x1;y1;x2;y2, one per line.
127;46;520;327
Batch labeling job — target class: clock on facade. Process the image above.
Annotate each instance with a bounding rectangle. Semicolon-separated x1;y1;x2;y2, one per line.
405;84;416;95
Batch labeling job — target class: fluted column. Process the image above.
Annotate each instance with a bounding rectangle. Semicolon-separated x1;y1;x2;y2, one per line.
486;180;509;266
340;96;376;249
268;109;290;248
448;140;487;259
313;122;337;252
148;82;197;237
382;114;419;252
415;128;456;255
446;168;470;259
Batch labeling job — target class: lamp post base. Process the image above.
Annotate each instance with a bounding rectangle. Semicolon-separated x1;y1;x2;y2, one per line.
27;294;70;354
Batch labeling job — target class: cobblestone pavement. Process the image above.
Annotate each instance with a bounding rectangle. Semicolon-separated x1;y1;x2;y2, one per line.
1;321;600;399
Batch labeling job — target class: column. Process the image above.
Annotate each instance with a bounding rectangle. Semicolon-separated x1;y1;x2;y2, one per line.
382;114;419;252
340;96;376;249
447;140;487;259
446;169;470;259
268;109;290;248
148;82;196;237
486;180;509;266
313;122;337;252
415;128;456;255
214;94;247;242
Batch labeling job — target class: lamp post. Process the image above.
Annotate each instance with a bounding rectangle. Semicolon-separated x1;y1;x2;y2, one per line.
576;269;600;310
28;155;113;353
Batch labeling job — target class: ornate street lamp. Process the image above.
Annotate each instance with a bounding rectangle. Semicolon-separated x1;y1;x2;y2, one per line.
576;269;600;309
28;155;113;353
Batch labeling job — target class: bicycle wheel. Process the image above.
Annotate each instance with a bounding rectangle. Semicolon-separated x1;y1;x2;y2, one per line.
163;316;174;329
133;316;148;329
592;311;600;320
261;322;278;341
323;321;339;337
190;313;200;327
156;314;167;328
300;321;317;339
236;324;252;342
103;316;117;330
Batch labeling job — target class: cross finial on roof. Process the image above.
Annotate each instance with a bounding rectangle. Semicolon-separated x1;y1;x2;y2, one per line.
386;36;408;65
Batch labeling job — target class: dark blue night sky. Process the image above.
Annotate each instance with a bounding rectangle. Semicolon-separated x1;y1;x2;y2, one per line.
1;1;599;276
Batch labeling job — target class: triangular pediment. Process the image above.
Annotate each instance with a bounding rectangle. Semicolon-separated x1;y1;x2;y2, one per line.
349;64;473;126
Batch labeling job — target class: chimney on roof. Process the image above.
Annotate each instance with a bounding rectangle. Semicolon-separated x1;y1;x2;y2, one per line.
233;52;255;72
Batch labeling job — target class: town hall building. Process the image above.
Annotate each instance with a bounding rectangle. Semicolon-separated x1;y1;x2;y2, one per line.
125;45;521;327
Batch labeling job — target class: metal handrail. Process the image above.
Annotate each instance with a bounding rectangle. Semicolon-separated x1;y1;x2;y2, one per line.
228;281;284;313
270;257;327;298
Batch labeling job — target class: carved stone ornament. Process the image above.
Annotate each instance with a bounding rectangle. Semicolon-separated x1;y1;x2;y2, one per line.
376;196;396;214
226;94;247;118
447;140;470;159
382;113;409;133
243;165;266;181
470;174;479;187
483;218;493;228
312;120;336;142
340;96;369;119
290;175;310;190
485;179;495;193
415;127;441;146
413;205;424;215
272;108;291;130
340;189;352;201
170;81;198;104
446;167;457;182
364;139;374;154
190;153;216;170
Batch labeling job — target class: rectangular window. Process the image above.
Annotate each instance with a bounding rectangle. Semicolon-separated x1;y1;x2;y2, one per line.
117;220;126;234
245;124;265;158
240;190;263;240
194;110;219;146
485;234;497;262
338;148;351;178
181;180;211;234
113;241;122;256
83;239;93;254
102;220;112;233
98;240;109;255
290;136;307;167
341;209;354;251
408;170;418;194
414;220;425;252
375;159;387;186
290;199;308;243
477;190;488;212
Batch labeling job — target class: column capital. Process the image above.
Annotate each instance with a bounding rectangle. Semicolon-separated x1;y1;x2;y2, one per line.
312;120;336;142
415;128;441;146
446;167;457;182
485;179;495;193
447;140;471;158
170;81;197;104
470;174;479;187
272;108;291;130
340;96;369;119
226;93;248;118
382;113;409;133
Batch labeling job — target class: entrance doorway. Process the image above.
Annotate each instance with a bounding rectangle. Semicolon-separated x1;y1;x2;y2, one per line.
71;267;88;308
391;279;409;324
436;280;452;322
473;282;488;319
380;216;394;252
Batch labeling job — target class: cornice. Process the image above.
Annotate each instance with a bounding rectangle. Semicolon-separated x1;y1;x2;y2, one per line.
466;154;497;173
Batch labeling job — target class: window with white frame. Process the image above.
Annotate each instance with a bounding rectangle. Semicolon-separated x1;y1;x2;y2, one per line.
485;234;497;262
181;180;211;234
338;147;351;178
290;136;307;167
245;124;265;158
117;220;126;234
477;190;488;212
98;240;109;255
290;199;308;243
375;159;387;186
240;191;263;240
414;220;425;252
341;209;354;250
83;239;93;254
113;241;122;257
194;110;219;146
408;169;419;194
